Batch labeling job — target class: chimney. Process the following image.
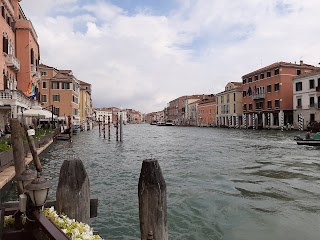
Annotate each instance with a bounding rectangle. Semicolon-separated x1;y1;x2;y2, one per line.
300;60;303;65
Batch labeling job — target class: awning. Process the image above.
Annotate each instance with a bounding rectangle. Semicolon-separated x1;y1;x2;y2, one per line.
18;106;57;118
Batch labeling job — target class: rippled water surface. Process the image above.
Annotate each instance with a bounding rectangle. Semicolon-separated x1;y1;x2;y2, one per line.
3;124;320;239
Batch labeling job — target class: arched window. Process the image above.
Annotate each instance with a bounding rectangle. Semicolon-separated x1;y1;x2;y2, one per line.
30;48;34;64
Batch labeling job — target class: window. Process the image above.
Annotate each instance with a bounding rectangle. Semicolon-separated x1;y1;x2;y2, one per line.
274;69;279;75
234;104;236;113
275;99;280;108
248;77;252;83
30;48;34;65
2;35;8;54
254;75;258;81
310;113;315;122
73;108;78;115
243;91;247;97
41;94;47;103
260;73;264;79
309;79;315;89
42;81;47;89
233;93;236;101
296;69;301;75
267;100;272;109
216;106;218;114
221;96;224;104
295;82;302;91
249;104;252;110
62;82;70;89
1;6;4;18
73;95;78;104
243;104;247;111
243;78;247;84
297;98;302;108
54;107;60;116
274;83;280;91
41;71;47;76
227;94;229;103
52;82;59;89
267;85;272;93
267;71;271;78
309;96;315;107
53;94;60;102
256;101;260;109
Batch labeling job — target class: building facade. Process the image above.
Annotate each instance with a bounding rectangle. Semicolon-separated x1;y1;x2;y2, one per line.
39;64;80;123
0;0;40;129
197;96;216;127
242;61;319;129
216;82;243;127
293;70;320;130
79;80;93;130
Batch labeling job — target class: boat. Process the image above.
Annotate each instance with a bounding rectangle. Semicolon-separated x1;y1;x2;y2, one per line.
295;132;320;146
165;120;175;126
55;133;71;141
150;120;158;125
156;121;166;126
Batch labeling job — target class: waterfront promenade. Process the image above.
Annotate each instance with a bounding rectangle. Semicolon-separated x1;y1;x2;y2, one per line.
0;139;53;190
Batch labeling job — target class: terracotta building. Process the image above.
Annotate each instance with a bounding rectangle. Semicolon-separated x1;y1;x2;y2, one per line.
39;64;80;124
0;0;40;128
242;61;319;129
293;70;320;130
216;82;243;127
197;95;216;127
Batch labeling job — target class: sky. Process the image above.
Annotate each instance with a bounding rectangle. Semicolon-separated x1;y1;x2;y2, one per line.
20;0;320;113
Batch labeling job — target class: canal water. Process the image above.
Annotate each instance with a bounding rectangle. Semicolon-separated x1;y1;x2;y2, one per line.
2;124;320;240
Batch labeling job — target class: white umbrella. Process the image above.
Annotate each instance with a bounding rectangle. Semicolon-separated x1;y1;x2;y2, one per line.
18;106;57;118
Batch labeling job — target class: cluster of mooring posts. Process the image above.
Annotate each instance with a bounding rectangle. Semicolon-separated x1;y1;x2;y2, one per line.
98;113;124;141
1;121;168;239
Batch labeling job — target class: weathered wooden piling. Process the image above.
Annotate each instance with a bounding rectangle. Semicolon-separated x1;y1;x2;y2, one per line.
10;119;25;194
138;159;168;240
119;112;123;142
67;115;72;142
108;116;111;140
98;119;101;137
103;115;106;139
23;125;42;173
56;159;90;224
116;113;119;141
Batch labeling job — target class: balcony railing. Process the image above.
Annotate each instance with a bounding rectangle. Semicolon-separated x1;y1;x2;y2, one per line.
308;104;315;108
252;93;266;100
296;105;302;109
0;90;33;108
31;64;37;74
6;54;20;72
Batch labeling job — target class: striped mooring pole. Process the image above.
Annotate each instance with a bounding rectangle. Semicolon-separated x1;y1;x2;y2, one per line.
235;116;239;129
280;113;284;132
252;114;255;130
267;112;270;129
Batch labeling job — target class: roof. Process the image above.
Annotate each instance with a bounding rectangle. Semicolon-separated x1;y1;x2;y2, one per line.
52;72;74;80
293;69;320;80
79;80;91;85
242;61;319;78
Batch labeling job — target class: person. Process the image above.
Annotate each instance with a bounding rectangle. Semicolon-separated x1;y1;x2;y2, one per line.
305;131;311;139
4;123;11;134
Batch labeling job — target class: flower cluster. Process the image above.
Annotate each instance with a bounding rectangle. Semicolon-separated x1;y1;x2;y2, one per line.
43;207;102;240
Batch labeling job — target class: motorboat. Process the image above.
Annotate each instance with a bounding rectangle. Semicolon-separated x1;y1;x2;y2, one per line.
150;120;158;125
156;121;166;126
165;120;175;126
295;132;320;146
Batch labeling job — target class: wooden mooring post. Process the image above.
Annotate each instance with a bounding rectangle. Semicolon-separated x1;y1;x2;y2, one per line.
98;118;101;137
10;118;25;194
103;115;106;139
138;159;168;240
108;116;111;140
56;159;90;224
116;113;119;141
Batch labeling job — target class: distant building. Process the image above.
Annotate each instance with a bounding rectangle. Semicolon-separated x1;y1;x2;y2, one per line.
39;64;80;123
293;70;320;129
79;80;93;130
197;96;216;127
216;82;243;127
242;61;319;129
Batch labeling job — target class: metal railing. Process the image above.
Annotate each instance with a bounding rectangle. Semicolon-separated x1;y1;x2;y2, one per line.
252;93;266;100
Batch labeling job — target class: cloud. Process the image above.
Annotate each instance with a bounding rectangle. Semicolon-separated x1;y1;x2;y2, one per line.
20;0;320;113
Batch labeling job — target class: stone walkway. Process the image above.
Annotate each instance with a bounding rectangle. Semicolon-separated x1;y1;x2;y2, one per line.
0;139;53;190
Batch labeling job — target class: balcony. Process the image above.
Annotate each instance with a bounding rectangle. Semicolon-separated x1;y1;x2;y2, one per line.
252;93;266;100
308;104;316;108
0;90;33;109
31;64;37;74
296;105;302;109
6;54;20;72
